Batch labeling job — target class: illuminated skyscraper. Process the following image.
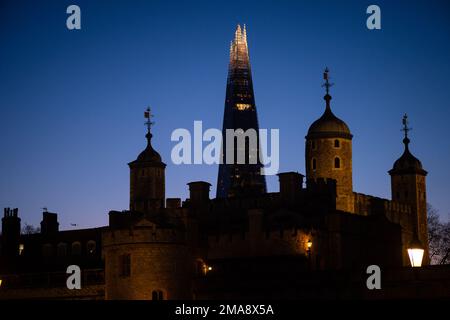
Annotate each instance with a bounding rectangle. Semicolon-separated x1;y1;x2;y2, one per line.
216;25;267;198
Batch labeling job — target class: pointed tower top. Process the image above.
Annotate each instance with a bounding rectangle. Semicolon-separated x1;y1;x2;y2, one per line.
235;24;242;36
390;114;426;175
129;107;163;165
229;24;250;68
306;68;352;139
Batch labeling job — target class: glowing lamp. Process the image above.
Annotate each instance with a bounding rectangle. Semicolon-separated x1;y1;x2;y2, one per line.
407;236;424;267
306;239;312;252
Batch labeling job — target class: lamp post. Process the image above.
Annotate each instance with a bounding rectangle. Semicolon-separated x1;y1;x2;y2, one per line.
407;234;424;268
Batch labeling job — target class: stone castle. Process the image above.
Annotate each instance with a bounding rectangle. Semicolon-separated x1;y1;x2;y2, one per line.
1;25;448;300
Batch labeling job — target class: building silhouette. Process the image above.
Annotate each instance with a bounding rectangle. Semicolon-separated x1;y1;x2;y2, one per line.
0;25;449;300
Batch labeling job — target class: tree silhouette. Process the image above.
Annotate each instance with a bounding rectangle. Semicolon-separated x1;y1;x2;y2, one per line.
428;204;450;265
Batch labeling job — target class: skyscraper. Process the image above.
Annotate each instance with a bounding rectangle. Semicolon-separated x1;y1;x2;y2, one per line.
216;25;267;198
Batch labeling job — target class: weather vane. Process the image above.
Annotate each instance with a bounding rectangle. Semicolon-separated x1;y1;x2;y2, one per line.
322;67;334;95
144;107;154;134
402;113;411;138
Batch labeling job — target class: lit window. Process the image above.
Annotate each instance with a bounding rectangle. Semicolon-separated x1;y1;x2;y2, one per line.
334;157;341;169
152;290;164;300
235;103;251;111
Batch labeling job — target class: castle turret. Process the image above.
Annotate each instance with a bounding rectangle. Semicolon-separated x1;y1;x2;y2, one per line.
305;68;353;212
128;108;166;212
389;114;428;265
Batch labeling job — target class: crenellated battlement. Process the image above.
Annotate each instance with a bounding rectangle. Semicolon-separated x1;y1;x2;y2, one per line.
207;226;311;259
353;192;412;216
102;223;186;248
306;177;337;191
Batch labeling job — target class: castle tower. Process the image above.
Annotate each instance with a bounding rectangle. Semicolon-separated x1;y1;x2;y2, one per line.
216;25;267;198
305;68;353;212
103;216;193;300
128;108;166;212
389;114;428;265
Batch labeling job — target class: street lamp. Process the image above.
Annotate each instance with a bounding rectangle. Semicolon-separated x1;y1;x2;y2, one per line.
407;235;424;267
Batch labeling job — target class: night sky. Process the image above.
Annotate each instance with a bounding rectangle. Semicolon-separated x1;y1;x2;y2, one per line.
1;0;449;229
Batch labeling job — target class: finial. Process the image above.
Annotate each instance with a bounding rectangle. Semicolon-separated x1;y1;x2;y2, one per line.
144;107;154;141
322;67;334;109
401;113;411;148
322;67;334;96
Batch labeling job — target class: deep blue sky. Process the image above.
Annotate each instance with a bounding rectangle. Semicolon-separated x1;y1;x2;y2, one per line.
1;0;449;229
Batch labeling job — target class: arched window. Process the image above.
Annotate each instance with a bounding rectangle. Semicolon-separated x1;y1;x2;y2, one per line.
311;141;317;150
72;241;81;255
334;139;340;148
57;242;67;257
312;158;317;171
334;157;341;169
152;290;164;300
87;240;96;255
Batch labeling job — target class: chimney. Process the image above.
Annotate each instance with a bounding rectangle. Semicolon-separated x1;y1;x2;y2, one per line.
40;211;59;235
188;181;211;205
277;172;304;200
1;208;21;257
